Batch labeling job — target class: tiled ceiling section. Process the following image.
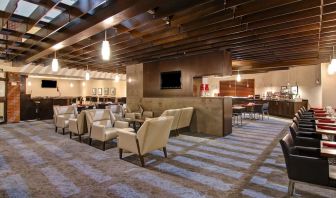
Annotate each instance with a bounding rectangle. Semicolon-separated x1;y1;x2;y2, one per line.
0;0;336;74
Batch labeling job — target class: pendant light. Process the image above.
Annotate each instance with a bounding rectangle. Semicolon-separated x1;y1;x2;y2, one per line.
101;30;110;61
85;65;90;80
236;70;241;82
51;51;59;72
328;47;336;75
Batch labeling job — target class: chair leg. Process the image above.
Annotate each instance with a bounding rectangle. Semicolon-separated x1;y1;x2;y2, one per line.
102;141;106;151
89;138;92;145
69;132;72;139
136;138;144;167
55;127;57;133
139;155;145;167
163;147;167;158
79;135;81;143
62;128;65;135
288;180;295;196
119;149;123;159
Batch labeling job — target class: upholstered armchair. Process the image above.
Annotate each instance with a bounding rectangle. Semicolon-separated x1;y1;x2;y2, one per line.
289;122;321;148
177;107;194;133
86;109;134;150
161;109;182;134
54;105;77;135
118;116;174;167
69;111;88;142
280;133;336;196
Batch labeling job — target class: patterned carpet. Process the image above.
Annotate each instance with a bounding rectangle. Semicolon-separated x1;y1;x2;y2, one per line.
0;117;335;198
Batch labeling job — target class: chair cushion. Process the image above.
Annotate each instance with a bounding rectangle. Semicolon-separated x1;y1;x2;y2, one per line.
105;128;118;140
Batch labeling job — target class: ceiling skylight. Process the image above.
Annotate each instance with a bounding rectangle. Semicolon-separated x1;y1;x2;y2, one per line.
14;0;39;17
41;8;63;23
62;0;78;6
0;0;10;11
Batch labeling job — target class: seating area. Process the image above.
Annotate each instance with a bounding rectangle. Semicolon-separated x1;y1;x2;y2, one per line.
2;0;336;197
280;106;336;195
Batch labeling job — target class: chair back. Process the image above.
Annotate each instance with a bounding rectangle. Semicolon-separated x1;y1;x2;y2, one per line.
289;122;298;139
161;109;182;130
293;116;300;127
137;116;174;155
262;102;269;111
177;107;194;129
55;105;76;116
253;104;263;113
85;109;113;134
69;111;88;134
280;133;295;170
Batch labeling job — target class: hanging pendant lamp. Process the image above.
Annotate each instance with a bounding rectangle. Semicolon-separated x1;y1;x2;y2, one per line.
236;70;241;82
102;30;110;61
52;51;59;72
85;65;90;80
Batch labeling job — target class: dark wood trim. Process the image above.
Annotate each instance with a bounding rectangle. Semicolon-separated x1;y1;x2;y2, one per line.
136;138;144;167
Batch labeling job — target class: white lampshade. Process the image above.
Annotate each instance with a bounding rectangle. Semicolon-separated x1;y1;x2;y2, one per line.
328;63;334;75
51;58;59;72
115;74;120;82
85;71;90;80
236;73;241;82
101;40;110;61
330;58;336;74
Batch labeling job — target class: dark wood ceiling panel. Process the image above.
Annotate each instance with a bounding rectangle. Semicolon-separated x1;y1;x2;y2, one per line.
0;0;334;73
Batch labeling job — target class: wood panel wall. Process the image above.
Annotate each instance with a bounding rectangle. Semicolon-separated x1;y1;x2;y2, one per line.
219;79;255;97
143;51;232;97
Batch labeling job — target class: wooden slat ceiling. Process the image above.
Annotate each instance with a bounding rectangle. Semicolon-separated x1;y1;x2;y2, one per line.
0;0;335;74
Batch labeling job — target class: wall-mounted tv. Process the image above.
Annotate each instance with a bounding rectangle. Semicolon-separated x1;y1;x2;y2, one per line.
160;71;181;89
41;80;57;88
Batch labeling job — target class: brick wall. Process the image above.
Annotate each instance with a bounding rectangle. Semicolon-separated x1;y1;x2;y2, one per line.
7;72;20;123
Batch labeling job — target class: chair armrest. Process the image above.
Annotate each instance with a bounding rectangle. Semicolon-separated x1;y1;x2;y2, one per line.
117;130;138;154
288;155;329;185
56;115;67;128
91;124;106;141
293;146;321;157
125;113;135;119
69;118;78;133
294;137;320;148
114;121;129;128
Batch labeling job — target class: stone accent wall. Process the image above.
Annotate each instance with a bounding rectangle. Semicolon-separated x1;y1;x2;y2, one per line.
126;64;143;111
7;72;20;123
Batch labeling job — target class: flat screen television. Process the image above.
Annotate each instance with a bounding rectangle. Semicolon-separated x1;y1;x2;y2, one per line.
41;80;57;88
160;71;182;89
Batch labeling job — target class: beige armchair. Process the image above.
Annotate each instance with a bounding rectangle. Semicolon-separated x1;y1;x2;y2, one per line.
54;105;77;135
118;116;174;167
86;109;134;150
161;109;182;135
69;111;87;142
177;107;194;132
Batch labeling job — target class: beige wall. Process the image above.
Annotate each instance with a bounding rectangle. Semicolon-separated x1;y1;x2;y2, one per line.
26;77;126;98
26;78;82;97
80;79;126;97
207;65;322;107
321;63;336;107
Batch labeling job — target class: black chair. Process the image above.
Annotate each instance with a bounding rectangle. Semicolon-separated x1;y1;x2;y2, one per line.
293;116;316;132
289;122;321;148
262;102;269;119
280;133;336;196
294;113;315;128
253;104;264;120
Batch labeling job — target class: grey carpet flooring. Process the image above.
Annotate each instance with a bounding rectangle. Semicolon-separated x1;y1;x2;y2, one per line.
0;117;335;198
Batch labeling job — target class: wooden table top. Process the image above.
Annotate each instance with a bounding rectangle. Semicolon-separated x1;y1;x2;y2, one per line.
315;126;336;135
321;141;336;158
232;106;246;110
